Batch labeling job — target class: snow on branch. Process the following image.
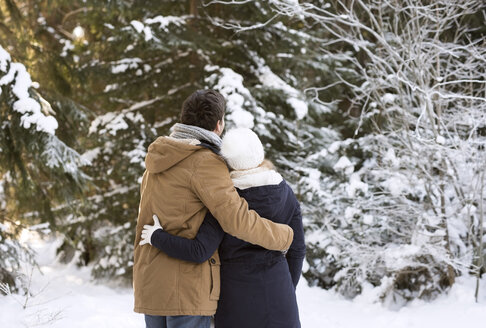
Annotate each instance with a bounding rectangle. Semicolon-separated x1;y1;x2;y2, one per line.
0;45;58;135
0;45;90;184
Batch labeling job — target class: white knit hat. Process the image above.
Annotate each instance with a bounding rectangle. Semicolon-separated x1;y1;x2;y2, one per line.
221;128;264;170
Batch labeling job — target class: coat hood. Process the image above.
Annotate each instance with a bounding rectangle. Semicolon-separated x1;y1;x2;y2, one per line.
145;136;201;173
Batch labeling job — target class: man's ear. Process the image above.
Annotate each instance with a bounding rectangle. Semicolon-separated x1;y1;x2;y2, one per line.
214;120;224;136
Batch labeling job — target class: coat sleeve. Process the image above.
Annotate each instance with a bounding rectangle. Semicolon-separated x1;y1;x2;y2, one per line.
191;152;294;251
150;214;224;263
286;193;306;288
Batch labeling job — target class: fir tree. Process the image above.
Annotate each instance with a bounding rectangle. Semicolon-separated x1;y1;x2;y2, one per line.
0;41;87;290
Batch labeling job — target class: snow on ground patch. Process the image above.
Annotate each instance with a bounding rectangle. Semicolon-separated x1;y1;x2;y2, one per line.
1;233;486;327
297;277;486;328
0;232;141;328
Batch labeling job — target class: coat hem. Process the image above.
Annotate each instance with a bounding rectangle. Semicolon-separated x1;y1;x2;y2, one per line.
134;306;216;316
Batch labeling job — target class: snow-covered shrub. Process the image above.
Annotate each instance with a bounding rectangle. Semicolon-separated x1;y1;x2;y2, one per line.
91;222;134;282
262;0;486;303
0;222;35;294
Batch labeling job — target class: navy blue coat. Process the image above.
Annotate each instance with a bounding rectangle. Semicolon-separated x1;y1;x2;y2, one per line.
151;179;306;328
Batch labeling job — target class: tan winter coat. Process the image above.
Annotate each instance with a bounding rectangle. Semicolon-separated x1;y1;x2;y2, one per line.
133;136;294;316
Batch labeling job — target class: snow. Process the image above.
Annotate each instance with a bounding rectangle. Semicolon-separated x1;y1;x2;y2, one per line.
42;134;90;172
297;274;486;328
143;27;153;42
328;141;341;153
333;156;354;175
89;111;144;136
37;16;46;25
436;135;445;145
382;244;422;271
104;83;119;92
0;234;140;328
205;65;256;129
60;39;74;57
123;140;147;168
12;97;41;114
110;58;142;74
363;214;374;225
0;45;11;72
13;98;58;134
345;206;361;220
384;148;399;167
297;167;325;201
228;109;255;129
252;53;309;120
347;173;368;197
130;20;144;34
130;20;153;41
72;26;85;40
382;175;407;197
2;234;486;327
287;97;308;120
0;46;59;135
80;147;101;165
129;16;185;42
144;16;186;32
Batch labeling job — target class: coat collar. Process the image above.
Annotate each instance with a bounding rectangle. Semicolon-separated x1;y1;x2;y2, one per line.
230;167;283;190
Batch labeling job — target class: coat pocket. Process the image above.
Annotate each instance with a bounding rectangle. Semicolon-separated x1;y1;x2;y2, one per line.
209;256;221;301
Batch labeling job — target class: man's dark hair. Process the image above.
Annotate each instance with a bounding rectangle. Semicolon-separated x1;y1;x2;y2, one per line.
180;89;226;131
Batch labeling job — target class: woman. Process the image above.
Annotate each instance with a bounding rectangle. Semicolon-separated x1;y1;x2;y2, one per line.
141;128;305;328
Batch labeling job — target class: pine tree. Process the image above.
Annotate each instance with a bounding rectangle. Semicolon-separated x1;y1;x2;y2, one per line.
1;0;346;286
0;40;87;290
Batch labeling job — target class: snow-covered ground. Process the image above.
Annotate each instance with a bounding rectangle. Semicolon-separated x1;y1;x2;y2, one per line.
1;232;486;328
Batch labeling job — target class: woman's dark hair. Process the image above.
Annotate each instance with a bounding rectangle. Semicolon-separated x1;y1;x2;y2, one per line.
180;89;226;131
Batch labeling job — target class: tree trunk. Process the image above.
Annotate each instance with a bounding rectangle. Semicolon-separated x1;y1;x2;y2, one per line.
189;0;198;18
475;170;485;302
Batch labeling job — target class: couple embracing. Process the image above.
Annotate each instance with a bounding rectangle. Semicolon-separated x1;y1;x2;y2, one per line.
133;90;306;328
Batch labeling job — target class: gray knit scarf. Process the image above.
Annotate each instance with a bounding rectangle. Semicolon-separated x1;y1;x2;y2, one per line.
170;123;222;149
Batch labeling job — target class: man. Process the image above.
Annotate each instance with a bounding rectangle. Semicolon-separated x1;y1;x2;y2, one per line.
133;89;294;328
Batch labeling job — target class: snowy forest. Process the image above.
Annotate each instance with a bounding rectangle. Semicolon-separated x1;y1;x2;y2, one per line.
1;0;486;326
